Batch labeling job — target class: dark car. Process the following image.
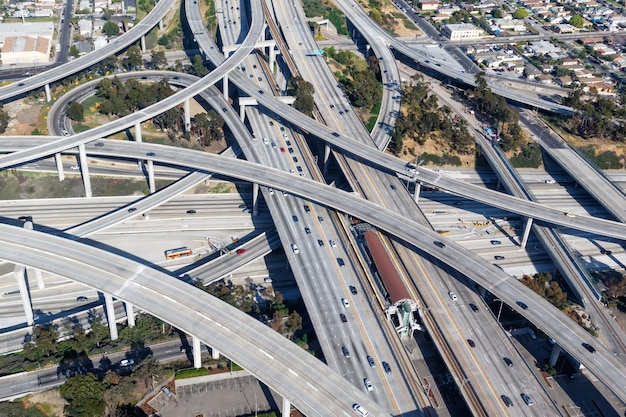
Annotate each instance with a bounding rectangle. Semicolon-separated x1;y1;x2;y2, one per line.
332;132;340;137
467;339;476;348
349;285;357;295
500;395;513;407
337;257;345;267
340;313;347;323
18;216;32;222
94;142;104;147
494;255;505;260
390;184;397;190
516;301;528;310
503;357;513;367
303;205;311;212
434;241;446;248
469;303;479;312
600;249;613;255
582;342;596;353
490;240;502;245
304;227;311;235
342;346;350;358
317;239;324;247
382;361;391;373
146;152;155;157
128;208;137;213
186;209;196;214
76;296;88;302
292;215;298;222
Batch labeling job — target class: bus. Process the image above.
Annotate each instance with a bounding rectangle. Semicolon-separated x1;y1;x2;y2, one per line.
164;247;192;260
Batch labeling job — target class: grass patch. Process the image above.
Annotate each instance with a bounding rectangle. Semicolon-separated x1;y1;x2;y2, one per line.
577;145;623;170
176;367;209;379
302;0;348;35
509;143;543;168
420;152;462;166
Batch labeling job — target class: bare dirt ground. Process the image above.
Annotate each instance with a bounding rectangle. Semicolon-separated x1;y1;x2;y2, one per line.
356;0;420;37
26;390;66;417
2;100;44;136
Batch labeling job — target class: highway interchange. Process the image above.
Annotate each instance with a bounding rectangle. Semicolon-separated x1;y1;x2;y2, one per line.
1;0;626;416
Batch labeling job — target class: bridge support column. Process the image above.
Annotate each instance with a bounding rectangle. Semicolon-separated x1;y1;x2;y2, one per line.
147;160;156;193
192;335;202;368
252;183;259;216
184;99;191;131
521;218;533;248
323;144;330;177
222;73;229;99
78;143;92;198
134;123;142;142
269;48;277;73
140;35;146;52
21;220;45;289
158;20;163;30
44;83;51;102
104;293;119;340
239;103;246;122
54;154;65;181
282;397;290;417
14;266;34;326
413;181;421;203
125;302;135;327
211;347;220;360
549;344;561;367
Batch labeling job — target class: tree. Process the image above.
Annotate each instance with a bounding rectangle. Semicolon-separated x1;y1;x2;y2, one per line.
125;45;142;70
0;104;9;134
150;50;167;69
512;8;528;19
67;102;84;122
103;21;120;37
69;45;80;58
570;14;584;28
492;8;503;18
23;324;59;362
60;373;105;417
191;54;209;77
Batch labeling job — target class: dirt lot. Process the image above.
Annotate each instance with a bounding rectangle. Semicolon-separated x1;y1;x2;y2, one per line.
1;100;45;136
25;390;66;417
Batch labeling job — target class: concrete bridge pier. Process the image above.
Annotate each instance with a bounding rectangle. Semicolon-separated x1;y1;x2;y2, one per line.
323;143;331;177
222;73;229;99
135;123;143;170
521;218;533;248
192;335;202;368
14;266;34;326
158;20;163;30
239;104;246;122
549;344;561;367
252;183;259;216
21;220;45;290
125;302;135;327
78;143;92;198
184;99;191;131
282;397;291;417
147;160;156;193
45;83;51;102
54;154;65;181
103;293;119;340
140;35;146;53
413;181;421;203
211;347;219;360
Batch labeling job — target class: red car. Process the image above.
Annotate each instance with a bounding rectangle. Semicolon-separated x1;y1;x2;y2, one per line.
280;147;285;153
236;248;246;255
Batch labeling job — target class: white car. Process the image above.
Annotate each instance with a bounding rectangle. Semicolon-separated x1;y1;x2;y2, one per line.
70;165;79;170
352;404;369;417
342;298;350;308
364;378;373;392
329;240;337;248
448;291;457;301
291;243;299;254
262;137;269;144
545;179;555;184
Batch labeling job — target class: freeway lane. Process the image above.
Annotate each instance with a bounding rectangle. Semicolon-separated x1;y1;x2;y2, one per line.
0;225;391;417
8;138;624;404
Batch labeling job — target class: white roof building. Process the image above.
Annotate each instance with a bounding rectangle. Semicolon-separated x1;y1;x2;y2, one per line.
442;23;484;40
1;35;50;66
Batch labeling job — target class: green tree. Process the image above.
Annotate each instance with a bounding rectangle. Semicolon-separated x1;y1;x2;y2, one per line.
513;8;528;19
492;8;503;18
103;21;120;37
23;324;59;362
570;14;584;28
191;54;209;77
150;50;167;69
0;104;10;134
69;45;80;58
60;373;105;417
125;45;142;70
285;311;302;340
289;76;315;116
67;101;84;122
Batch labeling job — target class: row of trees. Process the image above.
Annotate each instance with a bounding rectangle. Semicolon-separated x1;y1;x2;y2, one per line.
390;74;473;155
